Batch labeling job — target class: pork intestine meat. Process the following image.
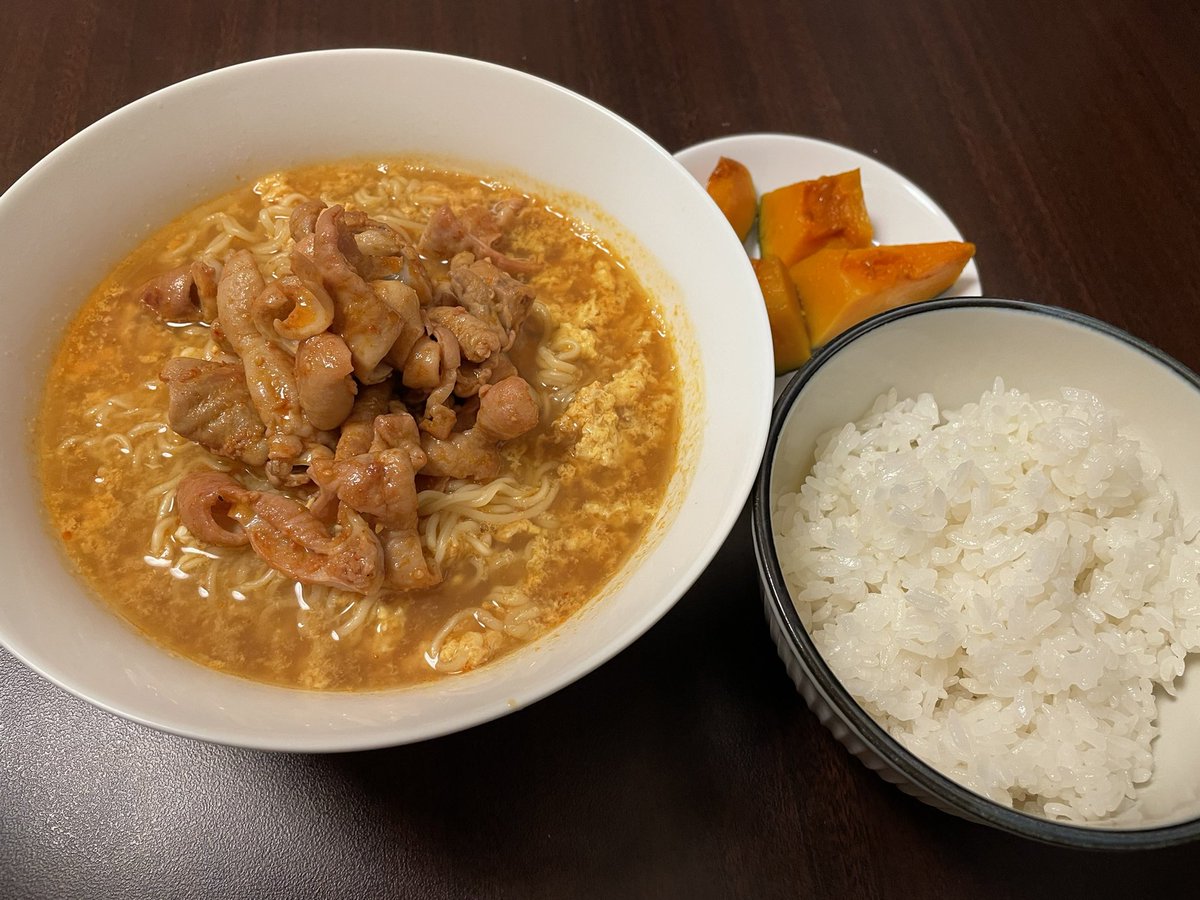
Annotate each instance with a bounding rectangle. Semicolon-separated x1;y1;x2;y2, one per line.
150;200;541;593
417;201;540;275
137;260;220;323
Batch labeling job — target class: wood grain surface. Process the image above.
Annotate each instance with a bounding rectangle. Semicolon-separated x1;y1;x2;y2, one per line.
2;1;1199;897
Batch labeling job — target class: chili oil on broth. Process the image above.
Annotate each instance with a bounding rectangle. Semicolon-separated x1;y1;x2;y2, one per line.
36;159;681;691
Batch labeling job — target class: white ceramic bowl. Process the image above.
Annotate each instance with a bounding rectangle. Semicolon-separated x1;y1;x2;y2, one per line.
0;50;773;751
754;299;1200;848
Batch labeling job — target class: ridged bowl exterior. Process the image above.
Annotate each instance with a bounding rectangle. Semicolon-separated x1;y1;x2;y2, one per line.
759;581;981;823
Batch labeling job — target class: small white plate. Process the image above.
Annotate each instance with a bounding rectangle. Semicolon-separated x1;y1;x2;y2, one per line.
675;133;983;395
675;132;982;289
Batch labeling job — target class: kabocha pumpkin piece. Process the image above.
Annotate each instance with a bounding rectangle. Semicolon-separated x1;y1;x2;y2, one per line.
752;255;812;374
705;156;757;241
758;170;873;266
791;241;975;347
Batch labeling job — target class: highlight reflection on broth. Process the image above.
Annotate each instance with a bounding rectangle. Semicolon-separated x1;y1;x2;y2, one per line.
37;161;681;690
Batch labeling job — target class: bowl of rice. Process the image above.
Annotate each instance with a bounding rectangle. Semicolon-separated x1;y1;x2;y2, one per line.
753;297;1200;848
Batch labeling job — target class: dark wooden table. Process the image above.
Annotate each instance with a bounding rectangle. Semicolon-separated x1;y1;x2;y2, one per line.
3;1;1199;896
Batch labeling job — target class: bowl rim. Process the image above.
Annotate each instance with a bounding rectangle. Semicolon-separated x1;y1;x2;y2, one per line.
0;48;772;751
752;296;1200;849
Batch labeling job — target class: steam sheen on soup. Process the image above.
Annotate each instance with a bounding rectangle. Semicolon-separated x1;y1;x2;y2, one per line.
36;161;681;690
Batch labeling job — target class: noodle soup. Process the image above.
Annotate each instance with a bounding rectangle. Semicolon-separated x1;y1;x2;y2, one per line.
37;160;680;691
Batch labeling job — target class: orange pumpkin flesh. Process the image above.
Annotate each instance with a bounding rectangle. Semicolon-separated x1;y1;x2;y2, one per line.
790;242;976;347
705;156;757;241
758;170;873;266
752;255;812;374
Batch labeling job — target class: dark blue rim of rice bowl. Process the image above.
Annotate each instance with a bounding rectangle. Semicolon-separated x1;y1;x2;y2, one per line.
752;297;1200;850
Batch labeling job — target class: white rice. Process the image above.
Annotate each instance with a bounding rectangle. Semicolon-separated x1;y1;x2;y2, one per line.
775;378;1200;822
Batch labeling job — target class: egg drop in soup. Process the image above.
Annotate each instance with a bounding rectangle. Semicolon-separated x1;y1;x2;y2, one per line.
36;161;682;690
